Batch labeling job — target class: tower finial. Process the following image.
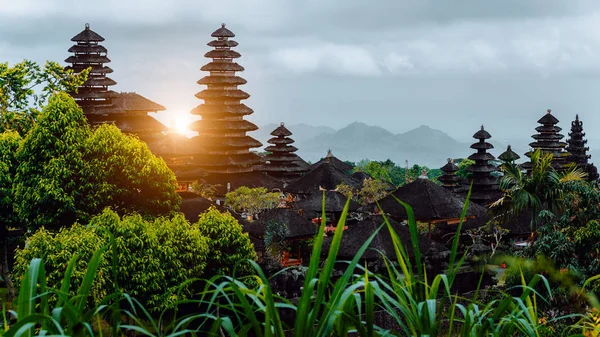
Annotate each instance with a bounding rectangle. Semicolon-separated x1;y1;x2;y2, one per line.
85;23;90;30
507;145;512;150
481;125;484;130
280;122;285;127
547;108;551;114
221;23;226;28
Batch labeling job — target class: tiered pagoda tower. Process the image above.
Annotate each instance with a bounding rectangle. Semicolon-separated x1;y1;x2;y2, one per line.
65;24;167;139
523;109;569;172
261;123;309;180
438;158;461;192
498;145;520;164
467;126;498;205
189;24;263;174
566;115;599;181
65;23;116;115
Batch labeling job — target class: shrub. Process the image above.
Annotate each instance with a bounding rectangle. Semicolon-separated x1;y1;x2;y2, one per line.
13;224;108;302
195;207;257;277
14;209;210;311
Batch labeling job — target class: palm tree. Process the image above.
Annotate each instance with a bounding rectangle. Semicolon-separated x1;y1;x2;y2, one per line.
490;149;586;233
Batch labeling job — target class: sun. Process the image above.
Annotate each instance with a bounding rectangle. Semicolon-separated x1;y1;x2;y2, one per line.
170;114;191;135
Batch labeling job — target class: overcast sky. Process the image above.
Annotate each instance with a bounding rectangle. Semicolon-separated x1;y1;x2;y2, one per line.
2;0;600;141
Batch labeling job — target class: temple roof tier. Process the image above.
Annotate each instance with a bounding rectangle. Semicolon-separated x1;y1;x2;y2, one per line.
197;75;247;85
195;89;250;100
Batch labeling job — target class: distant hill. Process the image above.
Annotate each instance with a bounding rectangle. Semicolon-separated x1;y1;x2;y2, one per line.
249;123;336;146
253;122;537;167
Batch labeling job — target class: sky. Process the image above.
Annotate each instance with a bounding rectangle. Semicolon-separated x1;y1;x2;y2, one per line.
2;0;600;142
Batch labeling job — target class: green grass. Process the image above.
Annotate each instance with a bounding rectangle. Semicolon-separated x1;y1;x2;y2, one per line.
0;288;7;304
3;191;600;336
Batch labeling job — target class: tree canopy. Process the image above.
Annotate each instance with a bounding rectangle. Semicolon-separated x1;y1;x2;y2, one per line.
11;92;180;230
0;60;88;135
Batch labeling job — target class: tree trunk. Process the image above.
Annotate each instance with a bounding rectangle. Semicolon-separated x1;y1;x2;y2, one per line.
1;235;16;300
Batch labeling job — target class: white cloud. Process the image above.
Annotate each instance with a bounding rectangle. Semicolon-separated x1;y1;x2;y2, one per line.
268;43;381;76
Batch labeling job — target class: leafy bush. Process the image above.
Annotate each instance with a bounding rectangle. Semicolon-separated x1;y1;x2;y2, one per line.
91;209;209;310
13;224;108;302
14;209;210;311
6;194;600;337
195;207;257;277
11;93;180;231
224;186;279;219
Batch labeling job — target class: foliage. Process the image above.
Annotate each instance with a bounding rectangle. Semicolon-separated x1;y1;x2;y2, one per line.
11;93;179;231
0;131;21;228
190;180;219;200
522;180;600;293
0;60;89;136
0;131;22;300
490;149;586;231
456;158;475;179
13;92;93;230
264;220;288;257
13;224;108;302
354;158;442;186
85;124;180;217
357;177;389;204
194;207;257;278
91;209;208;310
6;193;600;337
336;178;389;205
224;186;279;219
13;209;209;311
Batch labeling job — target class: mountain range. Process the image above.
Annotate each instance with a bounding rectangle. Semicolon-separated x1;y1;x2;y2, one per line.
250;122;533;168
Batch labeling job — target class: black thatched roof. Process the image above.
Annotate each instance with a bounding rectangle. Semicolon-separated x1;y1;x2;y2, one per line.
211;23;235;38
284;162;361;195
538;110;560;124
498;145;520;162
180;196;225;223
328;216;447;260
198;171;283;196
351;171;372;181
296;190;361;213
242;208;317;240
365;178;487;222
310;150;354;173
112;92;165;112
473;125;492;140
271;123;293;137
71;24;104;42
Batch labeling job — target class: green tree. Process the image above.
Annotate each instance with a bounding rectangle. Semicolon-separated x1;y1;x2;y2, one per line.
264;220;288;258
12;223;108;302
13;92;93;229
357;178;389;204
14;209;210;311
12;93;180;230
225;186;279;219
195;207;257;277
455;158;474;179
0;131;22;300
0;60;88;135
86;124;180;217
491;149;586;231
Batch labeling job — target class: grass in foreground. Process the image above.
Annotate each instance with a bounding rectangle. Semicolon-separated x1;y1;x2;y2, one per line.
2;191;600;336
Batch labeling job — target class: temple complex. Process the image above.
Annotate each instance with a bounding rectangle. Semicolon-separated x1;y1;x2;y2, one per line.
466;126;499;205
438;158;461;193
261;123;309;180
66;24;167;139
523;109;569;171
188;24;263;174
498;145;520;164
566;115;599;181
